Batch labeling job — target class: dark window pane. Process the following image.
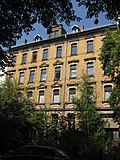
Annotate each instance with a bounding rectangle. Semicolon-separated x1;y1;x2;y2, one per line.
43;49;48;60
56;46;62;58
55;67;61;80
41;69;46;81
87;40;93;52
29;70;35;83
87;62;94;76
32;51;37;62
70;64;77;78
22;53;27;64
71;43;77;55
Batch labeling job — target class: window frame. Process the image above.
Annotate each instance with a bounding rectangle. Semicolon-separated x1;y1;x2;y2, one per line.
104;85;112;102
40;68;47;82
38;90;45;104
69;88;76;103
56;46;62;58
42;49;48;60
29;70;35;83
19;72;25;84
54;66;61;80
71;43;77;55
87;40;93;53
21;53;27;64
31;51;37;62
70;64;77;79
86;62;94;76
53;89;60;104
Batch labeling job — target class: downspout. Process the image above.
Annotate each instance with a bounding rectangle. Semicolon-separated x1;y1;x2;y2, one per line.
62;34;68;116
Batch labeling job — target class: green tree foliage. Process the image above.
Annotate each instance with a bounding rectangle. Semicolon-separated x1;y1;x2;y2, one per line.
0;0;79;69
73;74;106;159
0;78;50;152
99;29;120;124
1;0;119;69
100;29;120;85
77;0;119;24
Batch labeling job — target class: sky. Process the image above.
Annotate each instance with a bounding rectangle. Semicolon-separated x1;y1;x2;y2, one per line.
16;2;116;46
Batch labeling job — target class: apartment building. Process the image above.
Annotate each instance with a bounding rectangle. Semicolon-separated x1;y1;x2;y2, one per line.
7;23;119;142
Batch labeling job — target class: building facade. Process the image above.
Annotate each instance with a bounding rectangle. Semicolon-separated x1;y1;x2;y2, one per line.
7;24;119;142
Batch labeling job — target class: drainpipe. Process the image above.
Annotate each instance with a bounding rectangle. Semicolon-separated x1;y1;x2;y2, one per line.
62;34;68;116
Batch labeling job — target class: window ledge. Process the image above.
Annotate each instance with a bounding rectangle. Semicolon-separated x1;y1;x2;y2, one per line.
102;101;109;104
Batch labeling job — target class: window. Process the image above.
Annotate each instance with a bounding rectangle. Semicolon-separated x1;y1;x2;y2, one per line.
9;73;14;81
71;43;77;55
70;64;77;78
87;87;94;101
38;90;45;104
53;89;60;103
21;53;27;64
19;72;24;84
104;85;112;101
27;91;33;100
40;69;47;81
43;49;48;60
32;51;37;62
55;30;59;37
54;67;61;80
12;56;16;65
56;46;62;58
29;70;35;83
87;62;94;76
87;40;93;52
69;88;76;103
52;114;58;127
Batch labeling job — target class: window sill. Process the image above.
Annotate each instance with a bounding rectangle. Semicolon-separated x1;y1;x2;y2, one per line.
42;59;48;61
31;60;37;63
50;103;60;105
54;78;61;81
28;81;34;84
69;77;76;79
102;101;109;104
86;51;94;53
40;80;46;82
70;54;77;56
37;103;45;105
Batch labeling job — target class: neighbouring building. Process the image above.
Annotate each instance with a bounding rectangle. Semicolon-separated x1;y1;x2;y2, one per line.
7;23;119;145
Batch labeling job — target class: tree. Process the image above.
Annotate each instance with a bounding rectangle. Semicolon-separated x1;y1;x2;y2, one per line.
1;0;119;69
73;74;106;160
77;0;120;24
0;0;79;69
99;28;120;124
0;78;47;152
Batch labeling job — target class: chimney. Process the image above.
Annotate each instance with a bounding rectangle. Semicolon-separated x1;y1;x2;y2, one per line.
80;25;84;32
23;39;27;44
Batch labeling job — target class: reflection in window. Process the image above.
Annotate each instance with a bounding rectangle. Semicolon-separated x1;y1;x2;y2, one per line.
40;69;47;81
43;49;48;60
19;72;24;84
69;88;76;103
70;64;77;79
29;70;35;83
21;53;27;64
87;40;93;52
54;67;61;80
104;85;112;101
71;43;77;55
12;56;16;66
53;89;60;103
87;62;94;76
38;90;45;104
32;51;37;62
56;46;62;58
